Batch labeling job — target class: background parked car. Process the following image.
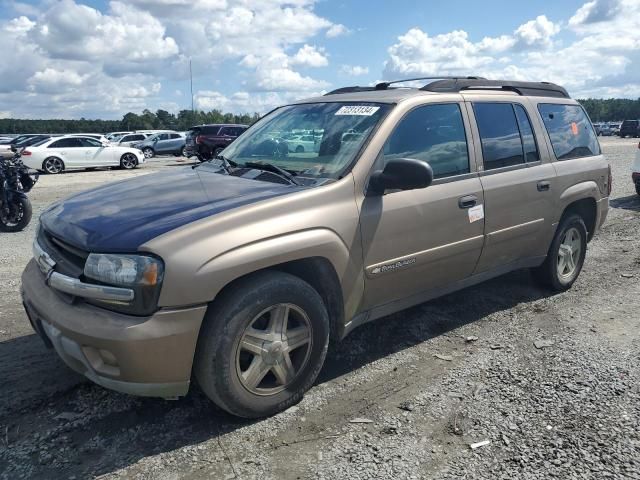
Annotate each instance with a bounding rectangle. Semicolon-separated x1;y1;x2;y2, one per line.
287;134;320;153
21;135;144;174
134;131;186;158
597;124;614;136
0;135;52;159
619;119;640;138
105;131;132;141
115;133;150;147
66;133;111;144
184;124;248;160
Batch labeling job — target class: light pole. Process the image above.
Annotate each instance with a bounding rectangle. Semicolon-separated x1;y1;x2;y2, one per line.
190;58;194;114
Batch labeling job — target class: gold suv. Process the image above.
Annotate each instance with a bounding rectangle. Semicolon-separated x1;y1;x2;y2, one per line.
22;78;610;418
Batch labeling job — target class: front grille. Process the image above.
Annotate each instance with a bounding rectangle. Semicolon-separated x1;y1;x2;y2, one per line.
38;227;88;278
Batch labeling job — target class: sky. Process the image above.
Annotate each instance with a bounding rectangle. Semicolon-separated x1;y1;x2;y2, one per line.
0;0;638;119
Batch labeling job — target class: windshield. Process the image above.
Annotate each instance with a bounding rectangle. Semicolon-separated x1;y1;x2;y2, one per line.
221;102;391;179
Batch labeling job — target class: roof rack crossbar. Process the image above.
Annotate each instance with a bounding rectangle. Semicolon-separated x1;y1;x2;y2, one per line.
375;76;486;90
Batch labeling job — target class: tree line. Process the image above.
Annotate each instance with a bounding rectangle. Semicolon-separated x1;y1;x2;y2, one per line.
578;98;640;122
0;109;262;134
1;98;639;134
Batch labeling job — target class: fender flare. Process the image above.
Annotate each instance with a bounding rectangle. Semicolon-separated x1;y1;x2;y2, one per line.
156;228;362;314
196;228;353;297
557;181;599;217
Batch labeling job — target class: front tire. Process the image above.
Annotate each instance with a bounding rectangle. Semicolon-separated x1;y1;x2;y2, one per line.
0;196;32;232
194;271;330;418
43;157;64;174
532;214;587;292
142;148;154;159
636;184;640;196
120;153;138;170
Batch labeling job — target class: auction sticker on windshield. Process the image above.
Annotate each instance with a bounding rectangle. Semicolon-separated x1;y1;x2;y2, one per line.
335;106;380;116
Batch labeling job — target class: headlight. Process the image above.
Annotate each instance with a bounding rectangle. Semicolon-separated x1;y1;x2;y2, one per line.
83;253;164;316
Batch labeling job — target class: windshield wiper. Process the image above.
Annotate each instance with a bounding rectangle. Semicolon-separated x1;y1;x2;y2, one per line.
192;154;236;173
243;161;302;186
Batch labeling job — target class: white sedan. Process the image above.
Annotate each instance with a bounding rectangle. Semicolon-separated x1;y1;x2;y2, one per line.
21;136;145;174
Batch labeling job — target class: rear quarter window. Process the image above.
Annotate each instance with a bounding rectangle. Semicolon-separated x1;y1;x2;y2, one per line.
201;126;221;135
537;104;600;160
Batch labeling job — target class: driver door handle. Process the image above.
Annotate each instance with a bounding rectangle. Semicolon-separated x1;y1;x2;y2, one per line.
537;180;551;192
458;195;478;209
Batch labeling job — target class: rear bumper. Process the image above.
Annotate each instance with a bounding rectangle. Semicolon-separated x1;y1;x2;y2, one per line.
21;260;207;398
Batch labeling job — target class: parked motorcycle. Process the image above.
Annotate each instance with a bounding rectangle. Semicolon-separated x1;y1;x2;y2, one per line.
0;147;38;232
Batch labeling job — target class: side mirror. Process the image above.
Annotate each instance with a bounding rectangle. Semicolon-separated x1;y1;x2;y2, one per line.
368;158;433;196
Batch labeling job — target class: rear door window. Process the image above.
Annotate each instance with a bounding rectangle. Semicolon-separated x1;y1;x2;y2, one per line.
383;103;470;179
202;126;220;135
537;104;600;160
49;138;81;148
472;103;525;170
78;137;102;147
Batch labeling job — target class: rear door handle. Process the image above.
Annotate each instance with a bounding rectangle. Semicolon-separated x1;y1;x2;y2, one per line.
537;181;551;192
458;195;478;209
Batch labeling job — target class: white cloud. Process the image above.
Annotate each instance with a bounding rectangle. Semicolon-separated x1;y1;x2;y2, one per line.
28;68;88;94
513;15;560;49
33;1;179;64
569;0;622;26
195;90;302;114
326;23;350;38
0;0;343;117
383;3;640;98
340;65;369;76
291;44;329;67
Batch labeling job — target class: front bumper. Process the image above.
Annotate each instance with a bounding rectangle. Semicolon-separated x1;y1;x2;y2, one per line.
21;260;207;398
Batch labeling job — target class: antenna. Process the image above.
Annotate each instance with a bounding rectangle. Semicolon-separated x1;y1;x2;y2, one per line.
189;58;194;113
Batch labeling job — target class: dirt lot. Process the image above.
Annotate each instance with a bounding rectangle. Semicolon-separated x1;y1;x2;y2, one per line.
1;140;639;480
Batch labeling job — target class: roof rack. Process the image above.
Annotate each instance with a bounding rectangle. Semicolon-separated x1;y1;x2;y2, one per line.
324;77;570;98
421;79;570;98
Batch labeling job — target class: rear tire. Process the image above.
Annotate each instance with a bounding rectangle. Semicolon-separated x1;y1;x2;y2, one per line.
213;147;224;157
532;214;587;292
636;184;640;196
43;157;64;174
0;196;32;232
194;271;330;418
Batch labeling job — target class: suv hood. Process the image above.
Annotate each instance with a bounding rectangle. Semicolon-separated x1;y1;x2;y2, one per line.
40;166;301;252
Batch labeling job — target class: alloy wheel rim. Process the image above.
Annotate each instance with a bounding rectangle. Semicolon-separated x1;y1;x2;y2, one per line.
557;227;581;279
122;154;136;168
235;303;313;396
144;149;153;158
46;158;62;174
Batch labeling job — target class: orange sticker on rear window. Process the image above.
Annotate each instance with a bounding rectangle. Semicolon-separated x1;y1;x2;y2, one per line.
571;122;578;135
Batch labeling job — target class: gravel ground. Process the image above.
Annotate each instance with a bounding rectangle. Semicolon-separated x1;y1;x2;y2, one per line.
0;140;638;480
